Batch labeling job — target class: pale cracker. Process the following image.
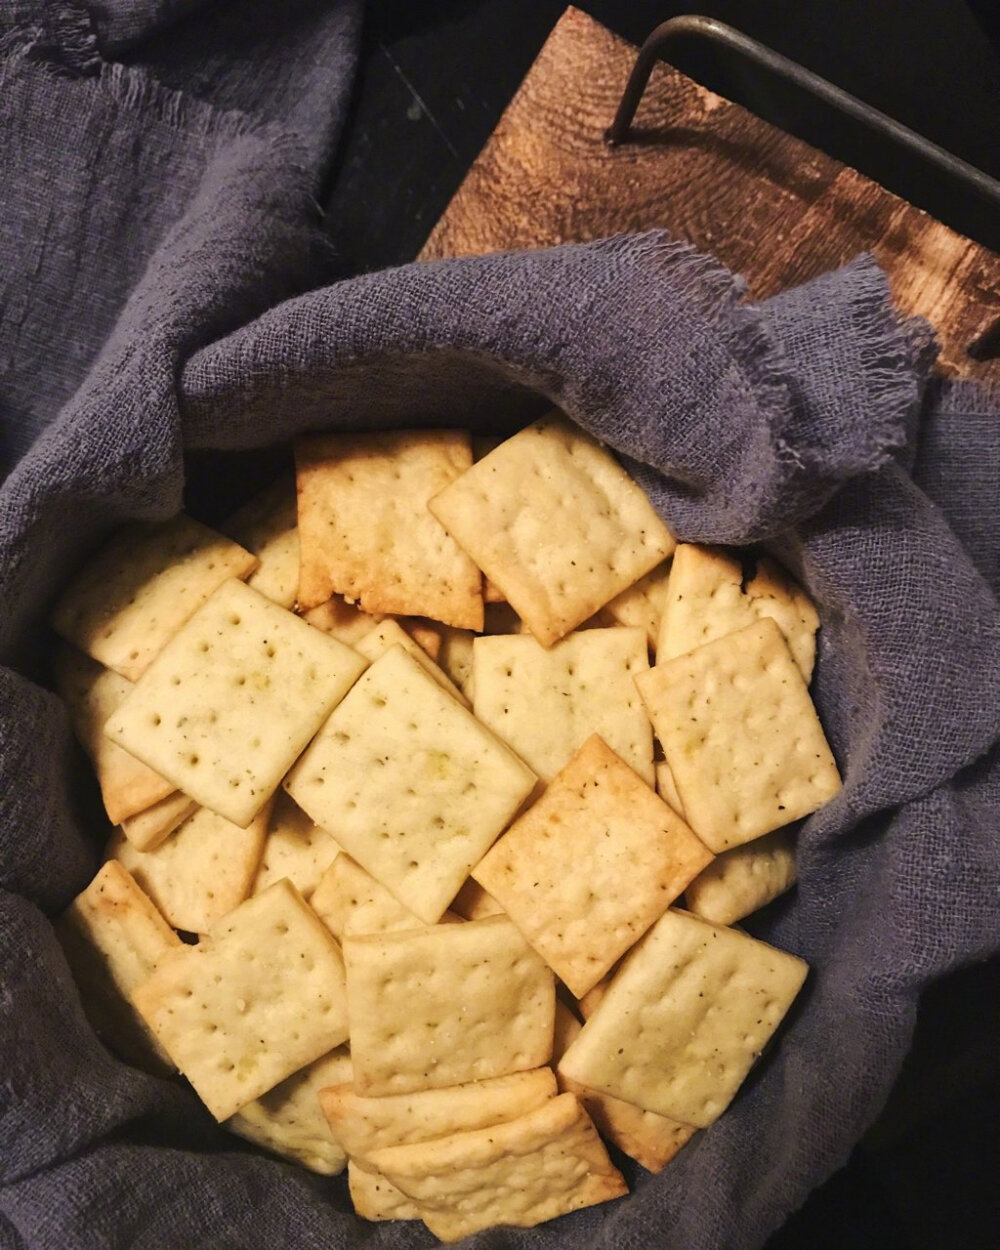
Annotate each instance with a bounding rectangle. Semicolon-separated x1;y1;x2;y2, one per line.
302;595;382;646
395;617;443;659
294;429;483;628
107;579;368;827
449;878;504;921
474;735;712;997
251;791;342;900
311;853;431;940
429;414;675;647
109;802;270;934
637;618;841;852
285;646;536;924
472;627;654;784
354;618;469;707
50;514;257;681
472;436;507;604
226;1046;352;1175
343;915;554;1096
319;1069;557;1164
120;792;197;852
685;828;797;926
55;861;181;1071
655;759;685;817
222;474;300;609
557;907;808;1127
368;1093;627;1241
348;1161;420;1222
553;1001;695;1173
53;645;175;827
597;558;673;652
430;624;475;695
132;879;349;1121
576;975;611;1021
657;544;819;680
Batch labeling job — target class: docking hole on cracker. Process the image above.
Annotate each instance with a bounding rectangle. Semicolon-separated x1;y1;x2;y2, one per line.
52;412;840;1241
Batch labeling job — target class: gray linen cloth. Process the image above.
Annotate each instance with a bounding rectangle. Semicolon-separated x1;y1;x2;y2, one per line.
2;4;999;1248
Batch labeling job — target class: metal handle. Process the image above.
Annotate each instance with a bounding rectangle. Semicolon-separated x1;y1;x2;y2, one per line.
604;15;1000;359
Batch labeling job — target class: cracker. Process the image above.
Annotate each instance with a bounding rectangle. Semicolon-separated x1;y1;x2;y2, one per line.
432;624;476;698
395;617;443;660
450;878;504;921
294;429;483;628
636;618;841;852
474;735;712;997
301;595;382;646
354;618;468;707
285;646;536;924
120;792;197;852
55;861;181;1071
472;628;654;784
655;759;685;817
598;559;673;652
557;908;808;1127
684;828;797;926
227;1046;352;1174
132;879;349;1121
109;802;270;934
106;579;368;827
368;1093;626;1241
348;1161;420;1222
50;515;257;681
311;853;430;940
222;474;300;609
657;544;819;680
251;791;342;900
553;1002;695;1173
429;414;675;647
320;1069;557;1164
343;915;554;1095
53;645;175;827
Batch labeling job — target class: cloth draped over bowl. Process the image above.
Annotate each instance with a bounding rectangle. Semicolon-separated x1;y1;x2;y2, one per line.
1;4;999;1249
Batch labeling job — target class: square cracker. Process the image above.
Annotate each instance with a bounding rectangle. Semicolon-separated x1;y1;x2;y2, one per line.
312;852;430;939
251;791;342;901
368;1093;626;1241
343;915;554;1096
684;828;797;926
429;414;675;647
598;558;673;652
120;792;197;852
294;429;483;628
55;861;181;1071
222;474;300;610
226;1046;352;1175
657;544;819;680
53;646;176;827
109;801;270;934
472;627;654;784
354;618;469;707
106;579;368;827
319;1069;556;1165
50;514;257;681
636;618;841;852
557;907;808;1127
132;879;349;1121
473;735;712;997
285;646;536;924
553;1002;695;1173
349;1161;420;1222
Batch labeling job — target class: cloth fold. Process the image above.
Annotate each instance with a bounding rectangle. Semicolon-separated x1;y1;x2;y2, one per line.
2;5;999;1250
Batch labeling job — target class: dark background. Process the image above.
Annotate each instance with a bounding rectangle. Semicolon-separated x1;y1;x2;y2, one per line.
323;4;1000;1248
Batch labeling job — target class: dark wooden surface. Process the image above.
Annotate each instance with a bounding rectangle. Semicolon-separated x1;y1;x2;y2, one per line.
420;7;1000;381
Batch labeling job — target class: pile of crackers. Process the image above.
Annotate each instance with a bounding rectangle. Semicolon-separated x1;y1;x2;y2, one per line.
51;414;841;1242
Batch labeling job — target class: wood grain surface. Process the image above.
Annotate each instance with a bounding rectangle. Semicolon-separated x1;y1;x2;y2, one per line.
420;7;1000;380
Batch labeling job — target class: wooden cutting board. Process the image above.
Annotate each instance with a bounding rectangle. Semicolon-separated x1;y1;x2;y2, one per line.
420;7;1000;382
